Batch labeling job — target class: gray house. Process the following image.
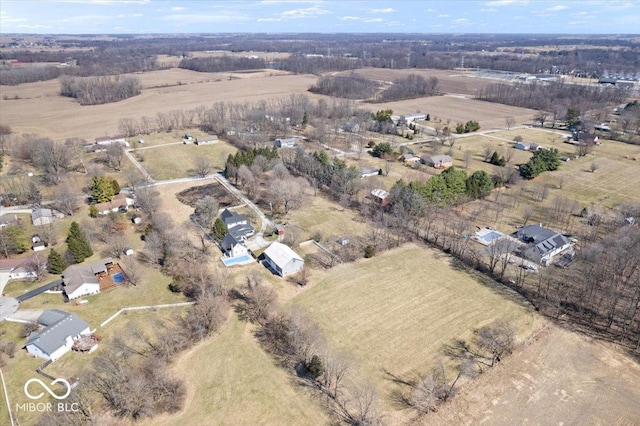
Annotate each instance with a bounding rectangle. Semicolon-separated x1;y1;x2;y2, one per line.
263;242;304;277
513;224;571;265
220;209;255;240
24;310;91;361
275;137;298;148
31;208;64;226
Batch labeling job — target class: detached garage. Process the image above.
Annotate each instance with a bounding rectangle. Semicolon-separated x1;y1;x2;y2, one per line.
263;242;304;277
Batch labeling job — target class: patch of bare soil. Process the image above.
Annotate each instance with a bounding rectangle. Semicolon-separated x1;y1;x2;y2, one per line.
426;322;640;426
176;182;235;208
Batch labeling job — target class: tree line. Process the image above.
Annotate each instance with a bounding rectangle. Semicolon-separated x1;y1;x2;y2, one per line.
178;55;267;73
60;75;141;105
374;74;439;102
309;74;379;100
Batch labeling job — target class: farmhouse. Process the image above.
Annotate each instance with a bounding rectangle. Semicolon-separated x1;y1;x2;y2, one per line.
31;208;64;226
195;135;218;145
95;135;129;147
360;167;380;179
263;242;304;277
62;258;123;300
369;189;391;206
275;137;298;148
24;309;92;361
513;224;571;266
221;233;249;258
0;214;20;228
94;193;135;216
421;154;453;169
220;208;255;240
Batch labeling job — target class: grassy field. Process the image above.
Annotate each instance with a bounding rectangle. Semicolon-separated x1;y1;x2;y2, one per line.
141;313;329;426
136;141;237;180
286;193;370;242
289;243;540;418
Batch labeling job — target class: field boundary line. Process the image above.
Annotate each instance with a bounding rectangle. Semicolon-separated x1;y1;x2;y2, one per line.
0;368;16;426
100;301;196;328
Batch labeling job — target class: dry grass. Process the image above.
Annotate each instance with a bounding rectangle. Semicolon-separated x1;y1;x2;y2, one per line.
141;313;329;426
137;141;237;181
286;194;370;242
289;243;540;418
0;70;318;142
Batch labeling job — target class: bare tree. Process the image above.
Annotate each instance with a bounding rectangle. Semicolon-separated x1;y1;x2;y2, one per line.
505;116;516;130
482;144;494;162
463;149;472;169
27;254;48;281
121;255;141;286
590;161;599;173
105;143;125;171
52;182;80;216
268;178;307;215
534;111;549;128
193;196;219;228
522;204;535;226
193;156;213;178
135;187;161;217
105;234;129;259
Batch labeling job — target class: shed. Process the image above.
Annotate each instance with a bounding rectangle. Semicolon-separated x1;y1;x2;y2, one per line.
275;224;285;236
124;248;134;256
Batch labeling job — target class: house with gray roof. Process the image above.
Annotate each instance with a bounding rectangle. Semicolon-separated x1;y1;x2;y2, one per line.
62;258;114;300
24;309;91;361
220;209;255;240
221;233;248;258
513;224;571;266
263;242;304;277
31;208;64;226
421;154;453;169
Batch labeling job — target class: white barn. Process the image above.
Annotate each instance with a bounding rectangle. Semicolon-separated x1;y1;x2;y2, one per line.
263;242;304;277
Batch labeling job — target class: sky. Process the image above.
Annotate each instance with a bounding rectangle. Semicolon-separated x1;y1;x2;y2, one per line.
1;0;639;34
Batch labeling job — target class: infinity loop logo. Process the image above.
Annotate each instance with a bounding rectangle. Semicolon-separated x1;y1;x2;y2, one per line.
24;378;72;400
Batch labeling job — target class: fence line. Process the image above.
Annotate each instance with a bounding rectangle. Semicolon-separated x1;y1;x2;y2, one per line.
100;302;196;328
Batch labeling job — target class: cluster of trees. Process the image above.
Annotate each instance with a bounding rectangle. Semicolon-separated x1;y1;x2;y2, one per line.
0;66;62;86
489;151;507;166
477;82;627;121
455;120;480;134
308;74;378;99
280;53;361;74
60;75;141;105
519;148;561;179
235;274;383;424
397;167;494;205
0;225;26;258
225;146;279;174
89;175;120;203
406;320;516;414
376;74;439;102
178;55;266;73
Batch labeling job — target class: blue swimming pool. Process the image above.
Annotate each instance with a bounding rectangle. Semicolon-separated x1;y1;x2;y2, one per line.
222;254;253;266
111;272;126;284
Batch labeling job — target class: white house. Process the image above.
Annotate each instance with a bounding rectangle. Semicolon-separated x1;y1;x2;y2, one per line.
94;193;135;216
195;136;219;145
275;137;298;148
24;310;91;361
31;208;64;226
0;254;44;284
360;167;380;179
95;135;129;147
399;113;426;124
221;233;249;258
220;209;255;240
62;258;113;300
514;224;571;266
263;242;304;277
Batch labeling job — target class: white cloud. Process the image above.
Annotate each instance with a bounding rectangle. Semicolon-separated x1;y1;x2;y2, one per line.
259;0;319;3
340;16;361;21
257;17;282;22
46;0;151;4
171;7;186;11
438;14;449;18
455;18;469;23
162;13;250;23
280;6;331;19
480;8;497;12
484;0;528;6
546;5;569;11
364;18;384;23
370;8;395;14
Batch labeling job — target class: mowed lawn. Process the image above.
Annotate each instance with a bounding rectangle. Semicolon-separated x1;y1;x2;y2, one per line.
290;244;539;411
143;314;328;426
138;141;237;180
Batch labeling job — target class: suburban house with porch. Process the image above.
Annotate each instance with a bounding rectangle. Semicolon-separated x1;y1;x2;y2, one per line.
221;233;249;258
24;309;93;361
513;224;571;266
263;242;304;277
0;254;45;286
421;154;453;169
62;258;125;300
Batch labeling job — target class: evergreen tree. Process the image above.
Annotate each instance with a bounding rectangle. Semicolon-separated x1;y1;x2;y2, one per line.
47;249;67;274
306;355;324;379
211;218;228;241
466;170;494;199
66;221;93;263
110;178;121;195
89;175;115;203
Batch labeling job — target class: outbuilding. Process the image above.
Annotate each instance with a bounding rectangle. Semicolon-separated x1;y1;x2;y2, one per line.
263;242;304;277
